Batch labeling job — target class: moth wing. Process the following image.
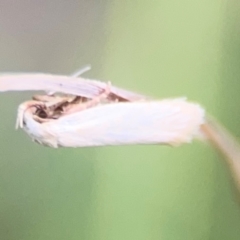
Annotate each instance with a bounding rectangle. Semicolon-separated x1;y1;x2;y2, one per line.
43;98;205;147
0;73;146;100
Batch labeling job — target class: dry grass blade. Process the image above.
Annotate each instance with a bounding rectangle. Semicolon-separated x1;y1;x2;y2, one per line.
201;118;240;193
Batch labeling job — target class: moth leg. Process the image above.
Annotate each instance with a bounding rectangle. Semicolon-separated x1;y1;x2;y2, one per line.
16;101;45;129
33;94;70;107
62;81;111;115
33;95;74;118
33;94;57;102
32;115;52;123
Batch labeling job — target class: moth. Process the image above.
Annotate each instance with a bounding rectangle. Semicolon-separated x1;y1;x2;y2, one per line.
0;70;205;148
4;69;240;197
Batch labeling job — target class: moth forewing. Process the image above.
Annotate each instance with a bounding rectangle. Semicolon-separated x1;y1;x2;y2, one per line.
21;99;205;148
0;74;146;101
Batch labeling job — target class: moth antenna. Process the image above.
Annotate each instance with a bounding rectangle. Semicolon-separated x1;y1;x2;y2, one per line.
71;65;91;77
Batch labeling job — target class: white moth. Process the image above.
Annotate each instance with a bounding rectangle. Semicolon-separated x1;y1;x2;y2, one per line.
0;73;205;148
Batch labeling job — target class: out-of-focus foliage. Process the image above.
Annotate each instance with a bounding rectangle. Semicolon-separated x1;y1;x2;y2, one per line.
0;0;240;240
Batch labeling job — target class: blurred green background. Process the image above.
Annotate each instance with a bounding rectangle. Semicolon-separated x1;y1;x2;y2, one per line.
0;0;240;239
